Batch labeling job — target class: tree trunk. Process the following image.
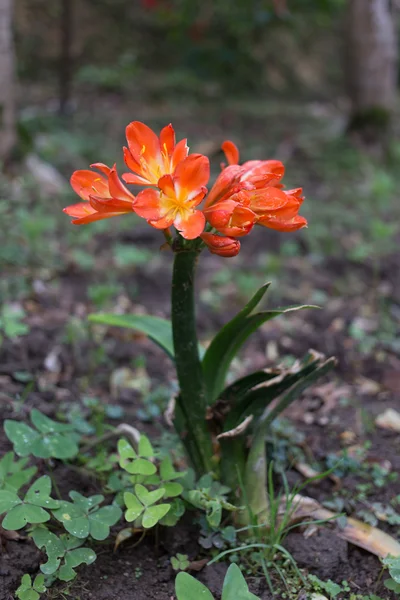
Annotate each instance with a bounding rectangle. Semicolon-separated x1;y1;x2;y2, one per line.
0;0;15;162
346;0;398;139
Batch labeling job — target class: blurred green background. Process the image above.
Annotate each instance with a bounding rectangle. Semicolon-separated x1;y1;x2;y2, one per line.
0;0;399;371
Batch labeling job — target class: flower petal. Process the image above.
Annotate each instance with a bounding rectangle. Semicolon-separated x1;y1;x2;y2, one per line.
205;164;242;208
201;232;240;257
221;140;240;166
258;214;308;232
157;174;176;198
174;154;210;193
63;202;96;218
125;121;161;164
108;166;135;202
70;170;109;201
247;187;289;214
134;188;162;220
171;138;189;170
90;163;112;177
159;123;175;157
174;210;206;240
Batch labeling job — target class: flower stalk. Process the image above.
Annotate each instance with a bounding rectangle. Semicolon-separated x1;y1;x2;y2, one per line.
171;246;214;475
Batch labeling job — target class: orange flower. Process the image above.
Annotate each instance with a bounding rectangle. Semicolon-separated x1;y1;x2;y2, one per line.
204;140;307;235
134;154;209;239
203;195;256;237
64;163;135;225
123;122;189;186
200;233;240;257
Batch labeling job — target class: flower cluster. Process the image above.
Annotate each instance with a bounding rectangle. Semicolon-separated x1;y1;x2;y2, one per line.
64;122;307;257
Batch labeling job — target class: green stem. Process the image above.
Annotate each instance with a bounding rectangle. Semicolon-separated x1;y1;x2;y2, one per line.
171;248;214;475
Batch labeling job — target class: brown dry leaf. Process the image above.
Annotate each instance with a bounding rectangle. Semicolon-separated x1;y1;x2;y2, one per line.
375;408;400;432
356;376;381;396
0;526;23;541
287;495;400;558
294;462;340;487
114;527;143;551
187;559;208;572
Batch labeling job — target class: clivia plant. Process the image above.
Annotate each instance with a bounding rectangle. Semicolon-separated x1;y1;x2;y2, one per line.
64;121;335;522
0;121;336;598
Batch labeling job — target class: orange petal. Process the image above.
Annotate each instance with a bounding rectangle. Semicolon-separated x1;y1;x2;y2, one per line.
125;121;161;164
108;166;135;202
134;189;162;220
248;187;289;213
201;233;241;257
157;174;176;198
63;202;97;218
89;195;134;213
258;214;308;232
71;211;129;225
174;154;210;193
171;138;189;170
159;123;175;157
148;214;175;229
174;210;206;240
70;170;109;201
205;165;242;208
90;163;112;177
221;140;240;166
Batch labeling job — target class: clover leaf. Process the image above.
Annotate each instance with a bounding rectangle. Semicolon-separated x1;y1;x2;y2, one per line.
0;475;59;530
31;529;96;582
124;484;170;528
15;574;46;600
183;477;236;528
144;456;185;498
52;491;121;540
118;437;156;476
0;451;37;492
4;409;80;459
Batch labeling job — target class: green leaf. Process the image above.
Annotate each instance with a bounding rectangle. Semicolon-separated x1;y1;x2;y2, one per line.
202;282;315;402
135;484;165;507
118;438;156;475
138;435;154;458
1;476;58;530
32;530;96;581
0;451;37;492
0;489;20;513
163;482;183;498
124;492;144;522
142;503;171;528
175;571;215;600
160;456;183;481
222;351;327;432
15;574;41;600
3;504;51;530
159;498;185;527
383;556;400;583
89;313;175;360
222;564;260;600
58;547;97;582
4;411;80;459
52;492;121;540
244;355;336;521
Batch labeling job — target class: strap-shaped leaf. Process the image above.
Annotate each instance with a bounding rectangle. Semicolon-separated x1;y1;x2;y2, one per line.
202;282;314;403
222;352;323;432
244;356;336;521
88;313;175;360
